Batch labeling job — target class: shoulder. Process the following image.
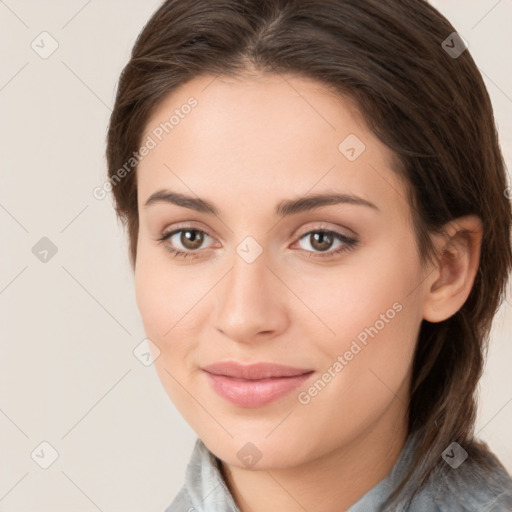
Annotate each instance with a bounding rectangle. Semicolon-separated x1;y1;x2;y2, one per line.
164;487;191;512
382;435;512;512
164;437;240;512
426;443;512;511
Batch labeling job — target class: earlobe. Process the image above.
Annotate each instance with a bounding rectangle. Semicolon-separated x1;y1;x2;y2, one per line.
422;215;483;323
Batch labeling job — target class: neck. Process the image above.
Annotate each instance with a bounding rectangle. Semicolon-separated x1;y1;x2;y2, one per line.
220;399;408;512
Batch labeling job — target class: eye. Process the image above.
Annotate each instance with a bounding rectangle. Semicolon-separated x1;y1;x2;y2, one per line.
155;227;213;259
154;225;359;260
294;229;358;258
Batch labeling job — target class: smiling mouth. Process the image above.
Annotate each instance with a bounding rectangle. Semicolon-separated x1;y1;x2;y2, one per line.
202;361;315;407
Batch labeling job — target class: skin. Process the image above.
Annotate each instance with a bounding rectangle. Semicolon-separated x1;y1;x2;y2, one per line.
134;72;483;512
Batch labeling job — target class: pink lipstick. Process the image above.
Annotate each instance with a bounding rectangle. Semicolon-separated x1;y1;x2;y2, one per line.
202;361;314;408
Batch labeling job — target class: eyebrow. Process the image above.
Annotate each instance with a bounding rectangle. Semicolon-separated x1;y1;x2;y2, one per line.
143;190;380;216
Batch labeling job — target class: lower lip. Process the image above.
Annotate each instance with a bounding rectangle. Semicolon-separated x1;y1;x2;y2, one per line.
203;371;314;408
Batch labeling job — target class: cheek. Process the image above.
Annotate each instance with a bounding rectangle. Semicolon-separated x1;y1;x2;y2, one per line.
134;253;206;409
134;247;207;343
134;261;170;338
299;239;420;340
309;290;418;461
138;280;190;367
298;237;423;392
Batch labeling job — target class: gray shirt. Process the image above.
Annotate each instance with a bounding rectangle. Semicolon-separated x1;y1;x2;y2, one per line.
165;434;512;511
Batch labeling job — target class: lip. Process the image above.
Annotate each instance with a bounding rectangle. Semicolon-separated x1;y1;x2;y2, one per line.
202;361;314;408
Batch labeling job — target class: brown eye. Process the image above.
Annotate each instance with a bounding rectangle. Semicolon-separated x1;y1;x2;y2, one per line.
156;227;213;258
295;229;358;258
179;229;204;250
309;232;334;252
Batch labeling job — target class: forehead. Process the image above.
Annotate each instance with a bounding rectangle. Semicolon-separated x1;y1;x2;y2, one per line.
140;72;369;163
137;73;407;216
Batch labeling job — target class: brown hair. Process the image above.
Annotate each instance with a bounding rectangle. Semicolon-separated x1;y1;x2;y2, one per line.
105;0;512;508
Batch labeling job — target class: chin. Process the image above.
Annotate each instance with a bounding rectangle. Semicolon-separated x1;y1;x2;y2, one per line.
198;427;321;472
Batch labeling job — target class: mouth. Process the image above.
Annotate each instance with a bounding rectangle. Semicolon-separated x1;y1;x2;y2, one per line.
202;361;315;408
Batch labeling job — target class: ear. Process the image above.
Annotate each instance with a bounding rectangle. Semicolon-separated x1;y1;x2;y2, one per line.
422;215;483;323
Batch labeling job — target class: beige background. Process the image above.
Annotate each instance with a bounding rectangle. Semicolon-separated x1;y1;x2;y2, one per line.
1;1;511;510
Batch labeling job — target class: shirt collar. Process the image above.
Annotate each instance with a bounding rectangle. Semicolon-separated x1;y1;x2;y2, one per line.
182;433;420;512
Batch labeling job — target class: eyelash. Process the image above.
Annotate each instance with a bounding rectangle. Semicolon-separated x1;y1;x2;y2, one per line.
155;225;359;260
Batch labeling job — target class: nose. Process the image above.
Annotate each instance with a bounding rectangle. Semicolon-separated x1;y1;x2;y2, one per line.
213;248;289;345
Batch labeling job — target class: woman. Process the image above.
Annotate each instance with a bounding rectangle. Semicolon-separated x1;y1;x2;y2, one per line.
105;0;512;510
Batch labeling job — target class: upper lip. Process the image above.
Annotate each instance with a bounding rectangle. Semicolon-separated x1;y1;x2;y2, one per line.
202;361;314;380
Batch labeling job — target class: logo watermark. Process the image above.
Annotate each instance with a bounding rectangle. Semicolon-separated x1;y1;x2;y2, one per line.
93;96;198;200
298;301;403;405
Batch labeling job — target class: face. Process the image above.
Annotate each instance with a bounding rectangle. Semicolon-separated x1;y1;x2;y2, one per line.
135;72;429;470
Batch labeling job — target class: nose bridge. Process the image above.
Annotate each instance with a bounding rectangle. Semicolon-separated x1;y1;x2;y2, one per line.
214;244;286;341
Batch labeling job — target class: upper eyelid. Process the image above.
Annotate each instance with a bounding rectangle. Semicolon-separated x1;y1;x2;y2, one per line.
162;218;355;235
162;224;352;237
161;224;356;247
295;224;354;238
